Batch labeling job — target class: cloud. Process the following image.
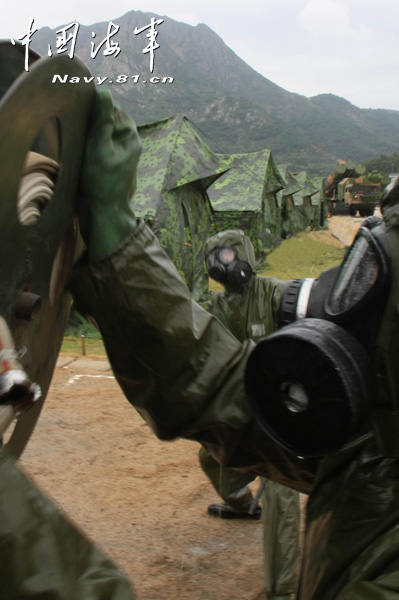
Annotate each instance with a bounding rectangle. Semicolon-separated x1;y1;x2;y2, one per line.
297;0;372;43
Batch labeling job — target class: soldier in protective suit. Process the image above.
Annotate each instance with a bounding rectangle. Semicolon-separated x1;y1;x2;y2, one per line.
199;229;300;599
3;53;399;598
69;90;399;600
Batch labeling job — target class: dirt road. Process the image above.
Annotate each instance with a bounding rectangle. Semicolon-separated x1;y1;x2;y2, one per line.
327;214;364;247
18;355;266;600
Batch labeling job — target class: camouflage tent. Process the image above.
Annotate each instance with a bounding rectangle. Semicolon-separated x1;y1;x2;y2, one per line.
277;165;304;238
207;150;284;256
309;175;328;229
291;171;320;229
132;114;228;299
277;166;327;237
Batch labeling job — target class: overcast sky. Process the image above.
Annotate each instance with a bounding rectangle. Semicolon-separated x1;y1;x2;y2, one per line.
1;0;398;110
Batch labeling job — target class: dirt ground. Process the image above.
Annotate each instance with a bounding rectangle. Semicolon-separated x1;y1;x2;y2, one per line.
14;216;363;600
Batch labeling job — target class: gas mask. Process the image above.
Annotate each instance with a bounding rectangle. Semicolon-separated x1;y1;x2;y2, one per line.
206;246;253;288
246;216;393;457
0;42;95;456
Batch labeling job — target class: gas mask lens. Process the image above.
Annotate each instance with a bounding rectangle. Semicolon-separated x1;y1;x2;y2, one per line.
326;220;390;318
218;247;236;265
328;237;379;315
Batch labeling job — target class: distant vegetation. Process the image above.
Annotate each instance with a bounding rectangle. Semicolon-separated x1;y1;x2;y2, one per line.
363;152;399;187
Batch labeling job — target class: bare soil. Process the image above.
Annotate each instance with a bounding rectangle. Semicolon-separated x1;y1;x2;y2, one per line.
17;217;363;600
19;357;266;600
326;214;366;247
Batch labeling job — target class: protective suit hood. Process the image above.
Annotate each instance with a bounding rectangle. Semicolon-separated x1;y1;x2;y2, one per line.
204;230;257;270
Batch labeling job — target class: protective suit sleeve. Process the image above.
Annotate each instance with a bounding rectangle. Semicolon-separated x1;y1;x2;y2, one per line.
70;220;317;493
0;447;135;600
77;90;141;262
336;578;399;600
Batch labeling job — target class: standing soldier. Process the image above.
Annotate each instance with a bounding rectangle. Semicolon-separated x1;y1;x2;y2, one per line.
200;230;300;600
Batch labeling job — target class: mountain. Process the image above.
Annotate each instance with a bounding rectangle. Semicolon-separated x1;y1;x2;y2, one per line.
31;10;399;174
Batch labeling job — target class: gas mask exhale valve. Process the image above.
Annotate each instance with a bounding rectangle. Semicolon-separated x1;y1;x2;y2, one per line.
246;217;391;457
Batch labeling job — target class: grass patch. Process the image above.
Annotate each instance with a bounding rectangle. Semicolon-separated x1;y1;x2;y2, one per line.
259;232;345;281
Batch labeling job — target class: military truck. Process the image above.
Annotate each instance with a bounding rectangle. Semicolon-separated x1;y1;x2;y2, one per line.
325;160;381;217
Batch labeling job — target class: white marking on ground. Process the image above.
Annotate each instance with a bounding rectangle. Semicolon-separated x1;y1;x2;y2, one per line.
66;374;115;386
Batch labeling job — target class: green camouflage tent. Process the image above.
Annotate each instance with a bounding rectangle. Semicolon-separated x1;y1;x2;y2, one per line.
309;175;328;229
132;114;228;299
277;165;303;238
207;150;284;256
291;171;321;229
277;166;327;237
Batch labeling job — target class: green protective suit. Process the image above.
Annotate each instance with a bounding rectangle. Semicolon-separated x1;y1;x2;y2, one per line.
68;93;399;599
69;219;399;600
200;230;300;597
0;447;135;600
198;445;256;512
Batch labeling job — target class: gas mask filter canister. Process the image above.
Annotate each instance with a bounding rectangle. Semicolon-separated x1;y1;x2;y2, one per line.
246;217;391;457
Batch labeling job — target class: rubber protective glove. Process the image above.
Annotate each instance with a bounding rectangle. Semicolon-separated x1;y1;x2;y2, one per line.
78;90;142;262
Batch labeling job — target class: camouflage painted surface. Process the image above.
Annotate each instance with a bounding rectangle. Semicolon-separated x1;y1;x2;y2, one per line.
208;150;285;254
278;165;305;237
134;113;228;213
310;176;328;229
213;211;264;257
277;164;302;202
325;160;366;198
277;165;327;237
209;150;283;212
130;114;228;298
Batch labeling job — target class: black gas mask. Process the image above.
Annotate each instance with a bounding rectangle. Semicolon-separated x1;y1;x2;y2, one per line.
206;246;253;287
246;217;392;457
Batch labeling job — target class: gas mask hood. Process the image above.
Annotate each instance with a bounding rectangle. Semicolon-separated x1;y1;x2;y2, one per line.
246;216;393;457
